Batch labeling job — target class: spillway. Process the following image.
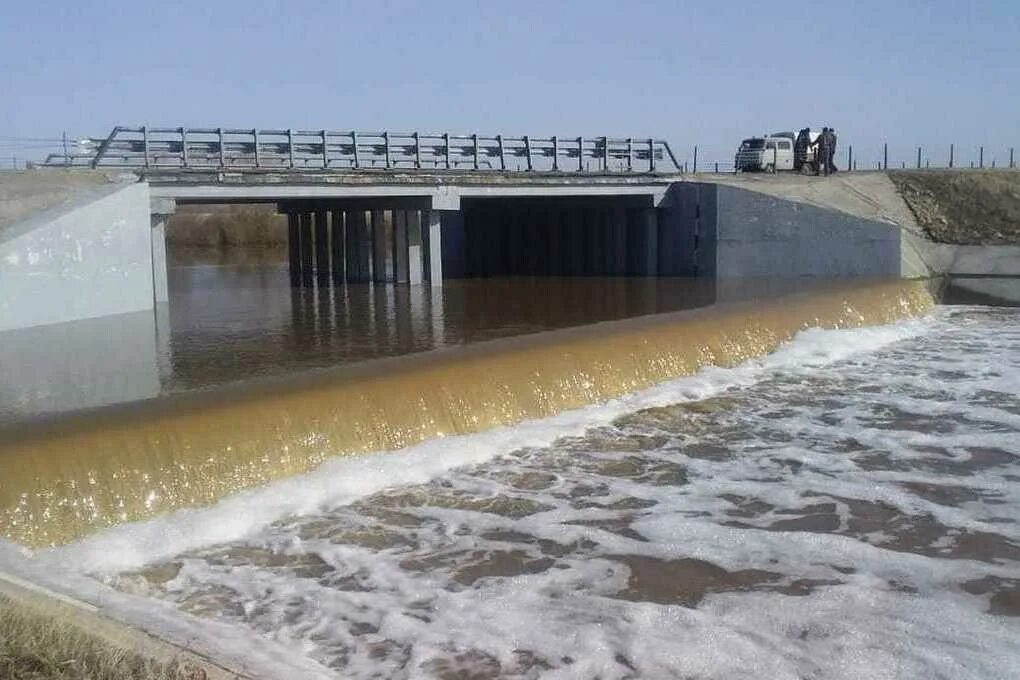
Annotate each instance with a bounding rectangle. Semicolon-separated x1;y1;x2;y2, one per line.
0;279;932;548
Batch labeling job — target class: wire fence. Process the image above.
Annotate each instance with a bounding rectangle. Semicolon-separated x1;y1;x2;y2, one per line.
680;142;1018;175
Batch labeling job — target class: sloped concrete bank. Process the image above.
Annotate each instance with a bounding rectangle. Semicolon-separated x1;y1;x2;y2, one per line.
0;171;163;332
707;170;1020;279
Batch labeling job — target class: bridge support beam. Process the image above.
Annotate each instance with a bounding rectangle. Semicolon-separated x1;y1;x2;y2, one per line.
392;211;410;284
330;209;344;281
314;209;329;282
299;212;314;284
607;206;627;276
287;212;301;284
371;210;388;283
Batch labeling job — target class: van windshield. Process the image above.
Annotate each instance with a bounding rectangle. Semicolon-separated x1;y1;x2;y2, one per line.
741;139;765;150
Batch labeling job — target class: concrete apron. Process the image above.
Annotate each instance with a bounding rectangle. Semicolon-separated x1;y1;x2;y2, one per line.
902;229;1020;278
0;569;250;679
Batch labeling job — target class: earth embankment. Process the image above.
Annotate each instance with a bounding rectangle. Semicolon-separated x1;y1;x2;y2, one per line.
887;170;1020;245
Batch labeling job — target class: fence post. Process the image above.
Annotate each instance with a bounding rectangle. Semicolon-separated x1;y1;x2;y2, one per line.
693;145;698;174
218;128;225;167
917;146;921;169
578;136;584;171
1011;147;1015;169
847;145;852;173
627;138;633;171
444;133;450;169
472;133;478;170
287;129;295;168
883;143;888;170
62;131;69;166
414;132;422;169
551;136;559;171
602;136;609;171
496;134;504;171
980;146;984;168
949;144;954;169
714;162;718;173
141;126;149;168
181;127;189;168
648;138;655;172
384;132;391;169
321;130;329;168
351;131;359;169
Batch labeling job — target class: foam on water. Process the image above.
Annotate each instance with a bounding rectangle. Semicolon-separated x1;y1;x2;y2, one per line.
5;306;1020;679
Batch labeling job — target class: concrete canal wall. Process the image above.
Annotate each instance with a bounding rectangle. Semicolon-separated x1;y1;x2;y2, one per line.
0;174;161;332
4;168;1019;334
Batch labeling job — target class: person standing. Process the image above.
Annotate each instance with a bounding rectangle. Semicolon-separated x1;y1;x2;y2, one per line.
814;128;830;176
827;127;838;174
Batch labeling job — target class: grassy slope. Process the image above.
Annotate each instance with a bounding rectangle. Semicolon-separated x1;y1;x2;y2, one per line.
0;595;188;680
889;170;1020;245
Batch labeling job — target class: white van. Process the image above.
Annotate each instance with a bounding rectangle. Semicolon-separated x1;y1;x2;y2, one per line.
735;130;820;173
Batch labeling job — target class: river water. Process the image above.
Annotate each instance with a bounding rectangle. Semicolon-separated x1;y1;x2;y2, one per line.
31;301;1015;679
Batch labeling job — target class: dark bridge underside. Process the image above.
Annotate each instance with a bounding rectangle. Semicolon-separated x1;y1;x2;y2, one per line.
278;195;693;287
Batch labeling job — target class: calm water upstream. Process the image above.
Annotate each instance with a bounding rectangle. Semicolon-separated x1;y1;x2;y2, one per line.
0;257;831;426
30;301;1018;680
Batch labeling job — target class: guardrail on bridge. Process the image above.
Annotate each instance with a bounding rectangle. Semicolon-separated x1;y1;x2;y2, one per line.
43;127;681;173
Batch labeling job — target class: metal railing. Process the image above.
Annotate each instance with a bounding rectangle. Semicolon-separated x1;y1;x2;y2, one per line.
42;126;681;173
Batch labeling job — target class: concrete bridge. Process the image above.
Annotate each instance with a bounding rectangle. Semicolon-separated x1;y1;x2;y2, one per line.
2;125;910;333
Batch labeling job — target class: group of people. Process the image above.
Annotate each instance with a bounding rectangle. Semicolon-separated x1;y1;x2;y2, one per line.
795;127;838;176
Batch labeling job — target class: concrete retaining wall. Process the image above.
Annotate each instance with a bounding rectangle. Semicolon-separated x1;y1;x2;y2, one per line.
659;182;902;278
0;182;156;332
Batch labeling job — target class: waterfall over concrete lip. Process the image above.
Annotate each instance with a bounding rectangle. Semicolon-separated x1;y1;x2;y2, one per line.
0;306;946;680
0;279;934;549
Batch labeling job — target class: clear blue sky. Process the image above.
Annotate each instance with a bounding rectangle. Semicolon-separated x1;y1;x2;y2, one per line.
2;0;1018;168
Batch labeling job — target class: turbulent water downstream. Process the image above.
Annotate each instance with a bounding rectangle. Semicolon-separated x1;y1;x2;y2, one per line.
28;304;1015;679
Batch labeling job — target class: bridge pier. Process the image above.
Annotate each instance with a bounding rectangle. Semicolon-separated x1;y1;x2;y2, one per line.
371;210;388;283
330;209;344;281
299;213;314;284
314;209;329;283
287;212;301;284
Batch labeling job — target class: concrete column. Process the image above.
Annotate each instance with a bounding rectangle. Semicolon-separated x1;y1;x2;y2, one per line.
392;210;410;284
150;214;170;303
408;211;424;285
287;212;301;284
345;210;369;283
371;210;388;282
508;208;524;275
639;207;659;276
426;211;443;286
314;209;330;281
601;208;615;275
299;212;314;284
607;206;627;276
565;208;585;276
546;209;563;276
439;209;465;281
583;208;601;276
358;210;373;282
330;209;344;281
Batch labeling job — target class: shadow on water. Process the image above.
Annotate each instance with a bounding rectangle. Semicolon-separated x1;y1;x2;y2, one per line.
941;276;1020;307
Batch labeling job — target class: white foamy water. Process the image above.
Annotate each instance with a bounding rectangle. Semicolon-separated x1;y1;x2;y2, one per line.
6;306;1020;679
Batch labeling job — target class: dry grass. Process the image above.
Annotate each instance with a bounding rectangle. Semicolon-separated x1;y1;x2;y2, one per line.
889;170;1020;245
166;204;287;248
0;595;197;680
